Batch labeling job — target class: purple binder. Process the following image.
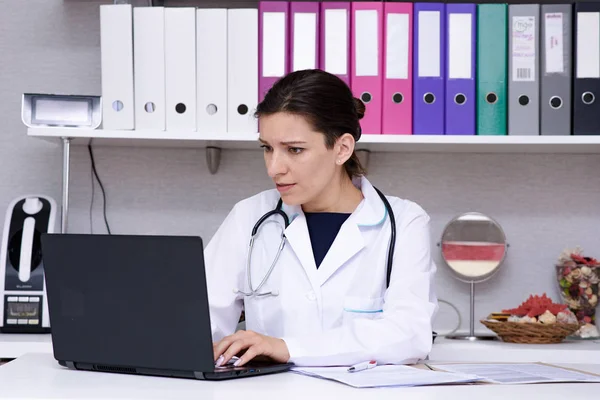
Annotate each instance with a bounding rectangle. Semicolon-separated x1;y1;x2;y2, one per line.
259;1;290;102
413;3;445;135
445;3;476;135
320;2;351;86
291;2;320;71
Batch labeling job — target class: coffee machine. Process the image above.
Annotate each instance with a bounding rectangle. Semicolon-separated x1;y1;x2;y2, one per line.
0;195;57;333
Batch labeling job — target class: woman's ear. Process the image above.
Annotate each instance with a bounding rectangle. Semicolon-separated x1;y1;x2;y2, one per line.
335;133;356;164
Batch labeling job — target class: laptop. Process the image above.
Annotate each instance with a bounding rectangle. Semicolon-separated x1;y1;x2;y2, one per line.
39;233;293;380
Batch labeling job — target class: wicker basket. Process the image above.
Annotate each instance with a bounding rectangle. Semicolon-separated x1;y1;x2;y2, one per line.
480;320;580;344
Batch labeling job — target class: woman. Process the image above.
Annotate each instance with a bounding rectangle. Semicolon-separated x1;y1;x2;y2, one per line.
205;69;438;368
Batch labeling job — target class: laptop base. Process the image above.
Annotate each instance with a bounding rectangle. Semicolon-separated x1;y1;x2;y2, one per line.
59;360;293;381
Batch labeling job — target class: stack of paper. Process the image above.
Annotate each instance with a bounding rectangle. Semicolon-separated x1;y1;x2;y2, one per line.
291;365;482;388
433;363;600;385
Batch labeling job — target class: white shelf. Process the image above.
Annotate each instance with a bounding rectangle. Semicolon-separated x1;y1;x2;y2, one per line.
26;127;600;153
0;333;52;359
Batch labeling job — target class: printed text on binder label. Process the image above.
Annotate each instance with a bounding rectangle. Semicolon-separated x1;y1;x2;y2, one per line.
512;16;536;82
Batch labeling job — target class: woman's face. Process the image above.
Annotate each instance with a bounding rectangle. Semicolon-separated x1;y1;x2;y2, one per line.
258;112;341;207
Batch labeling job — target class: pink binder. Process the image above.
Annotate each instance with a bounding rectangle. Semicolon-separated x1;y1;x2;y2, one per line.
319;2;351;86
351;2;384;135
259;1;290;102
290;2;320;71
383;2;413;135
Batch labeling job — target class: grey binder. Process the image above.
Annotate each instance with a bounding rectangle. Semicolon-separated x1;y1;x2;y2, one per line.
541;4;572;135
508;4;540;135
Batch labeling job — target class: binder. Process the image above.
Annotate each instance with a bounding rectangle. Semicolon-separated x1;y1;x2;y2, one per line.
228;9;259;134
413;3;445;135
574;2;600;135
351;2;384;135
445;3;476;135
477;4;508;135
541;4;572;136
382;2;413;135
291;2;320;72
99;4;135;130
165;8;196;131
259;1;289;102
197;9;227;134
320;2;351;86
133;7;166;131
508;4;540;135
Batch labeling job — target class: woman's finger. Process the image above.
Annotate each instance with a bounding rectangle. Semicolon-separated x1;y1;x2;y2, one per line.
234;344;263;367
213;331;246;362
220;336;256;366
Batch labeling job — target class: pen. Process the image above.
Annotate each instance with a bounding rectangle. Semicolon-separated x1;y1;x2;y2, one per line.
347;360;377;373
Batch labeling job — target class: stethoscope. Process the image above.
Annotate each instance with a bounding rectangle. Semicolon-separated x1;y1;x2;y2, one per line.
233;187;396;297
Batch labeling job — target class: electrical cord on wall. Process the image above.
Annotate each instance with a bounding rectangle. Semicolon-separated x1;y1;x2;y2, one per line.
88;143;112;235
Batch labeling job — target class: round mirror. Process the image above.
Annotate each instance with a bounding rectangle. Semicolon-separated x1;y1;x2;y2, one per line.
440;212;508;341
441;212;507;283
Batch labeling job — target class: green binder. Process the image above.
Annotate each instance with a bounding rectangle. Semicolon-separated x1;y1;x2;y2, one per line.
477;4;507;135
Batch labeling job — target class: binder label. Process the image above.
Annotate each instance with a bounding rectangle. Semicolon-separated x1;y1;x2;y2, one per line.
325;9;348;75
263;12;287;78
293;13;317;71
418;11;441;77
448;13;472;79
512;16;536;82
577;12;600;79
544;13;564;74
386;13;409;79
355;10;379;77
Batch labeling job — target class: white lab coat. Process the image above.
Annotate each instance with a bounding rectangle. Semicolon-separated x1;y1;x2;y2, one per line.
204;176;438;367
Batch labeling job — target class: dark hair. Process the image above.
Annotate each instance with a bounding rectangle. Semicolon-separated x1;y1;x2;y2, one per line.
254;69;366;178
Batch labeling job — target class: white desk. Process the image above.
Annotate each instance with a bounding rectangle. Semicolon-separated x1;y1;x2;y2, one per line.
0;334;51;359
430;337;600;364
0;353;599;400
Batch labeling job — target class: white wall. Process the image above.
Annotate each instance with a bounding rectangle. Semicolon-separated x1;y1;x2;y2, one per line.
2;0;599;335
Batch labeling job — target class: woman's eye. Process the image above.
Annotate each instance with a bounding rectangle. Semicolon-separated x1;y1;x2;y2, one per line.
289;147;303;154
260;145;272;152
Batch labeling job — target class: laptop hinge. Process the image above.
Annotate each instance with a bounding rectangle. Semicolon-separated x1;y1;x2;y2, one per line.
66;361;76;369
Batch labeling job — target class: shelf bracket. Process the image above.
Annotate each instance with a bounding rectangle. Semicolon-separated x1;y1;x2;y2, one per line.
355;149;371;173
206;146;222;175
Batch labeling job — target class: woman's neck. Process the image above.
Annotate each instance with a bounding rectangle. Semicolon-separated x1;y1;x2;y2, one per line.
302;175;363;213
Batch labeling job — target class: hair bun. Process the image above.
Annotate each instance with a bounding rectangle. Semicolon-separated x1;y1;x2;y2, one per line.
353;97;366;120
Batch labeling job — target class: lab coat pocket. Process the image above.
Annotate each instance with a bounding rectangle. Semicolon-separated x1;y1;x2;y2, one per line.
343;296;384;321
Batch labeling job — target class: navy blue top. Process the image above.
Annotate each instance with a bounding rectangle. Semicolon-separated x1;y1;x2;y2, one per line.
304;212;351;268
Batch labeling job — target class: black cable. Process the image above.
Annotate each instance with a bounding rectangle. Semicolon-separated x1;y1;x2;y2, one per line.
88;144;111;235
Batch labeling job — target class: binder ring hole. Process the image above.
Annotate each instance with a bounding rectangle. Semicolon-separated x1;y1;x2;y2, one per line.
112;100;124;112
485;93;497;104
361;92;372;103
237;104;249;115
206;104;218;115
582;92;595;105
454;93;466;105
392;93;403;104
518;95;529;106
144;102;156;113
423;93;435;104
175;103;187;114
549;96;562;109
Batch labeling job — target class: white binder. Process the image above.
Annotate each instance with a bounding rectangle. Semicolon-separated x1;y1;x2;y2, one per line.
197;8;227;134
133;7;166;131
228;9;258;134
100;4;135;130
165;8;196;131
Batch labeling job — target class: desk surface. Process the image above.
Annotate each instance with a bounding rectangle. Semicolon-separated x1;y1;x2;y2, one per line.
1;353;599;400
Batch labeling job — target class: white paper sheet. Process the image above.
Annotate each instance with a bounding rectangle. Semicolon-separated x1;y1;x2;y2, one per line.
291;365;482;388
434;363;600;385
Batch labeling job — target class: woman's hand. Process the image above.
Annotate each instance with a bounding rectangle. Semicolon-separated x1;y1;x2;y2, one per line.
213;330;290;367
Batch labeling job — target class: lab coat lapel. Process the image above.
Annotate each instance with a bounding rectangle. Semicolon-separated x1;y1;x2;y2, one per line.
282;212;321;293
316;177;388;287
315;221;364;287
